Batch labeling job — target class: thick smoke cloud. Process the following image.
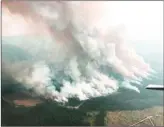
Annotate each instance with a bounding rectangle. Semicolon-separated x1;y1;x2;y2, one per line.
2;1;154;102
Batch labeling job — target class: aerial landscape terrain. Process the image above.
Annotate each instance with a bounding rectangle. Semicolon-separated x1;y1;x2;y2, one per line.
2;1;163;126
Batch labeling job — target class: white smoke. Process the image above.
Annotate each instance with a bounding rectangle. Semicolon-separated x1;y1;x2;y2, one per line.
2;1;160;102
121;81;140;93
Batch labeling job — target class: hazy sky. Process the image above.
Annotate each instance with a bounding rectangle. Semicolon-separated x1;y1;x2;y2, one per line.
105;1;163;44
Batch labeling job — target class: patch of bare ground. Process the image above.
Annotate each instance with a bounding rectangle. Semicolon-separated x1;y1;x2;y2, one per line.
105;106;163;126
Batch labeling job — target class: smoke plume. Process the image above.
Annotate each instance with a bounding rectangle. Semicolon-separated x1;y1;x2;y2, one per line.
2;1;155;102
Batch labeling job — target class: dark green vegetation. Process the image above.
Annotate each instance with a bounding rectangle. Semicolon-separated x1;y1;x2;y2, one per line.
2;99;89;126
2;86;163;126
